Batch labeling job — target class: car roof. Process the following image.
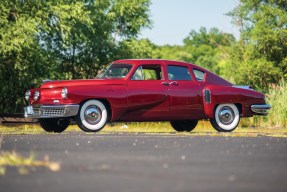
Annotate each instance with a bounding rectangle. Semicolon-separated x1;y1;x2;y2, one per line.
113;59;205;70
113;59;233;86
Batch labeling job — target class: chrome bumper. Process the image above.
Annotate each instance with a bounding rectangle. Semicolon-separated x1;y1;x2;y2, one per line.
24;105;79;118
251;104;271;115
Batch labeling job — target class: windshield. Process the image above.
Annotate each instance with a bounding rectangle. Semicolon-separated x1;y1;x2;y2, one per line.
98;63;132;79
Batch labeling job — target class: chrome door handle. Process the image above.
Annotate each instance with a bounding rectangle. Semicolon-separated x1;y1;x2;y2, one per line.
161;82;169;86
169;81;178;85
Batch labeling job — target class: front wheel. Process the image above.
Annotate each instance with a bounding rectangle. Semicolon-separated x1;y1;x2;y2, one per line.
170;120;198;132
39;118;70;133
210;104;240;132
75;100;108;132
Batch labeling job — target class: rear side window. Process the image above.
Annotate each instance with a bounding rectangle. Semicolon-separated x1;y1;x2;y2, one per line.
193;69;205;81
167;66;192;80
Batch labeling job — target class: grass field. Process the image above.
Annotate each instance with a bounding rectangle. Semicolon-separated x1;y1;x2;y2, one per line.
0;120;286;137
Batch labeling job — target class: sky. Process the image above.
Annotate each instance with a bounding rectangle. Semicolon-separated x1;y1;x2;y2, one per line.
140;0;240;45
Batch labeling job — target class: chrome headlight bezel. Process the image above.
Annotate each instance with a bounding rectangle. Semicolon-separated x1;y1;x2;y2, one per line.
33;90;40;101
25;90;31;101
264;95;268;104
61;87;68;99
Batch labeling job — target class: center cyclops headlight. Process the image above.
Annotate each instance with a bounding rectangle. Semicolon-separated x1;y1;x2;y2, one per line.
33;90;40;101
25;90;31;101
61;87;68;99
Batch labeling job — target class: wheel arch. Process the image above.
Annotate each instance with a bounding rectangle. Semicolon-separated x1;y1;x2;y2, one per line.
234;103;242;116
205;102;242;119
213;103;242;115
202;85;246;119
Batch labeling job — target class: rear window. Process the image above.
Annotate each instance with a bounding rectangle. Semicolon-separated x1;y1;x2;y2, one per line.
193;69;205;81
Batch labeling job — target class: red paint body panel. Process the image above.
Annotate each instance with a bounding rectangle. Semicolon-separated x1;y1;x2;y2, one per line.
27;59;267;122
123;80;169;121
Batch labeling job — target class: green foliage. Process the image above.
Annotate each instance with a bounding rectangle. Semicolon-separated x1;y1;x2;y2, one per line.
225;0;287;90
0;0;151;113
115;39;153;60
152;45;184;61
265;79;287;128
0;151;60;175
183;27;235;48
152;27;235;74
241;79;287;128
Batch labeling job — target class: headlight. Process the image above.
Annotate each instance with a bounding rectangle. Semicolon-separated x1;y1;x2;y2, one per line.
61;87;68;99
25;90;31;101
34;90;40;101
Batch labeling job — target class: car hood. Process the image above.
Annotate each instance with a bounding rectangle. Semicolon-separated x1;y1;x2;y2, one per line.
40;79;125;89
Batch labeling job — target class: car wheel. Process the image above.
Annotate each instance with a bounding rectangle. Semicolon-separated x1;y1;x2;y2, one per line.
76;100;108;132
170;120;198;132
39;118;70;133
210;104;240;132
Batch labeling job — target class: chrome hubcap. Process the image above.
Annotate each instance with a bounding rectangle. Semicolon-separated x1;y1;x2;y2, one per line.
84;105;102;125
218;107;234;125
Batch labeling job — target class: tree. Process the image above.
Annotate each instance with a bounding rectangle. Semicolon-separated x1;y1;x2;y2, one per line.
0;0;152;113
183;27;235;48
225;0;287;90
39;0;152;79
152;27;235;75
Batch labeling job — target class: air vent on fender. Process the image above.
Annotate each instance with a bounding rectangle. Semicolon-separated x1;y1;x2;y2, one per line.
204;89;211;103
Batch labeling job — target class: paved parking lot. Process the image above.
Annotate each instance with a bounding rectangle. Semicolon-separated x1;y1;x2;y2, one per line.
1;133;287;192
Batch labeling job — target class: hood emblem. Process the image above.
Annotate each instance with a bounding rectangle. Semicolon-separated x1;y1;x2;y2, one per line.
42;79;53;83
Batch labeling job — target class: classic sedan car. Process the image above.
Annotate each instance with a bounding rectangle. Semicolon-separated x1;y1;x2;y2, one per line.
24;59;271;133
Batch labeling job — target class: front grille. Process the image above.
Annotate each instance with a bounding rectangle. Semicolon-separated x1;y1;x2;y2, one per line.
41;108;65;117
33;106;41;114
204;89;211;103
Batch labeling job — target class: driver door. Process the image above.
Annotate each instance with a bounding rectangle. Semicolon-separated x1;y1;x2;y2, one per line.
121;62;170;121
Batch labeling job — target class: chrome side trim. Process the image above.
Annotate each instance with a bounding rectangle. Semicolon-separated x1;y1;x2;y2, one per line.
251;104;271;116
204;89;211;103
24;104;79;118
233;85;253;90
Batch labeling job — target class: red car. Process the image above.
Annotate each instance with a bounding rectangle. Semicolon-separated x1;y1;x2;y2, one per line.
24;59;271;133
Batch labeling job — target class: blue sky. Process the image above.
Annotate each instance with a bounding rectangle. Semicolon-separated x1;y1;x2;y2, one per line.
140;0;240;45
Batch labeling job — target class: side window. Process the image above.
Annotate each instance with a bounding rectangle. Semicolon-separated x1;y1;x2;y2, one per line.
167;66;192;80
131;65;162;80
193;69;205;81
131;66;143;80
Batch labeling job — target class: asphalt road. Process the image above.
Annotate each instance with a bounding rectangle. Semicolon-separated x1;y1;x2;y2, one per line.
0;133;287;192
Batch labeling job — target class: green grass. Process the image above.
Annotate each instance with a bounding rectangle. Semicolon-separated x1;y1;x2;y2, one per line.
240;79;287;129
0;151;60;176
1;120;286;137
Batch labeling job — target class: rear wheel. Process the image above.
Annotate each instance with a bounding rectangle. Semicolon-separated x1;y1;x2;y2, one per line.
39;118;70;133
210;104;240;132
75;100;108;132
170;120;198;132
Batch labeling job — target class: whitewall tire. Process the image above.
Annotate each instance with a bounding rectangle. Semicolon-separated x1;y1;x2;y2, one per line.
76;100;108;132
210;104;240;132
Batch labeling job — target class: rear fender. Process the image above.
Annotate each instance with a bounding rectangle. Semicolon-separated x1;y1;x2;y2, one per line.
202;85;247;119
202;88;216;119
